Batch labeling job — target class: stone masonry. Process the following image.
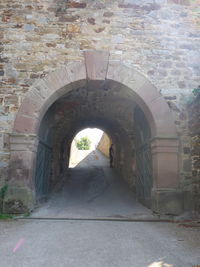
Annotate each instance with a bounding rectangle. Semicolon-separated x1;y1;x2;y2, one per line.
189;92;200;215
0;0;200;214
97;133;111;158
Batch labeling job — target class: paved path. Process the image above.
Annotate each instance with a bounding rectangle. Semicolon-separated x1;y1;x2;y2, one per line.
31;150;154;219
1;150;200;266
0;219;200;267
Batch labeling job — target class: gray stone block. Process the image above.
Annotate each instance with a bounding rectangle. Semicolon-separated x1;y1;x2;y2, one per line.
4;186;35;214
152;189;183;215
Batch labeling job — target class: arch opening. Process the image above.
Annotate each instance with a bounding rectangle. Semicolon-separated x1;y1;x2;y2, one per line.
32;80;153;212
8;55;181;215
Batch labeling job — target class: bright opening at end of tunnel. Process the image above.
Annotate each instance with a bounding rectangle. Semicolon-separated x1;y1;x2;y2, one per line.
69;128;111;168
76;128;104;150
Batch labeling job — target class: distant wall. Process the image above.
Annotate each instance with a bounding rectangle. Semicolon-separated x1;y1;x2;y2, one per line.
69;139;92;167
69;139;79;167
97;133;111;158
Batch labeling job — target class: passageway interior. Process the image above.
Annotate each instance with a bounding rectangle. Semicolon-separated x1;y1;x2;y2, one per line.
33;80;153;218
32;148;153;218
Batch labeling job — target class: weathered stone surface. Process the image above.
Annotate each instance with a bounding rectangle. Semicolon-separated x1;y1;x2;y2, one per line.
87;17;95;25
84;51;109;80
151;138;179;188
67;24;81;33
103;12;114;17
188;94;200;215
94;27;105;33
0;0;199;214
152;189;183;215
168;0;190;5
58;15;80;22
4;186;34;213
66;2;87;8
14;114;39;134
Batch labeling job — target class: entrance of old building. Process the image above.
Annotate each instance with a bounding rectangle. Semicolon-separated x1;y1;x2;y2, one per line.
32;124;154;219
31;82;154;218
8;51;181;215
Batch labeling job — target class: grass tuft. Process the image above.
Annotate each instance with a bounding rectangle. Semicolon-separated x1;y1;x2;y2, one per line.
0;214;13;220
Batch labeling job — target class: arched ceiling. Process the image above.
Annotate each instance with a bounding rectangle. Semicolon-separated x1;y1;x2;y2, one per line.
39;81;138;150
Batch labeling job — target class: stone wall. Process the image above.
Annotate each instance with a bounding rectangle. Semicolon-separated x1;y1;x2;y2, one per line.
188;93;200;215
69;139;93;167
97;133;111;158
0;0;200;206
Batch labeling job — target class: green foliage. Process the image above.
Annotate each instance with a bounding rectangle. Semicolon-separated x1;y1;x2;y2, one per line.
0;184;8;199
0;214;13;220
76;136;91;150
192;86;200;97
0;184;8;214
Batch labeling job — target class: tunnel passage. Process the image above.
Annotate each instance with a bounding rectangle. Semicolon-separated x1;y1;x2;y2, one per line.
34;80;153;208
8;53;181;215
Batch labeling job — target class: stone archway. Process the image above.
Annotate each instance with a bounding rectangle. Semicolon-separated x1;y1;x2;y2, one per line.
7;51;182;214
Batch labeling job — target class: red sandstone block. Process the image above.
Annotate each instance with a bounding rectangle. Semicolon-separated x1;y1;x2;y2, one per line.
66;2;86;8
66;61;87;88
14;114;39;134
18;92;43;118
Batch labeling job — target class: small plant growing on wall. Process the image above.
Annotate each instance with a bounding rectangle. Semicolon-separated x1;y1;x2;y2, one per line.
192;85;200;97
184;85;200;105
76;137;91;150
0;185;8;213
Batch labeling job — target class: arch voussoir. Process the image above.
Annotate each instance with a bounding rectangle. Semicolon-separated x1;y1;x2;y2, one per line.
65;61;87;90
18;91;43;118
107;60;177;138
14;114;39;134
